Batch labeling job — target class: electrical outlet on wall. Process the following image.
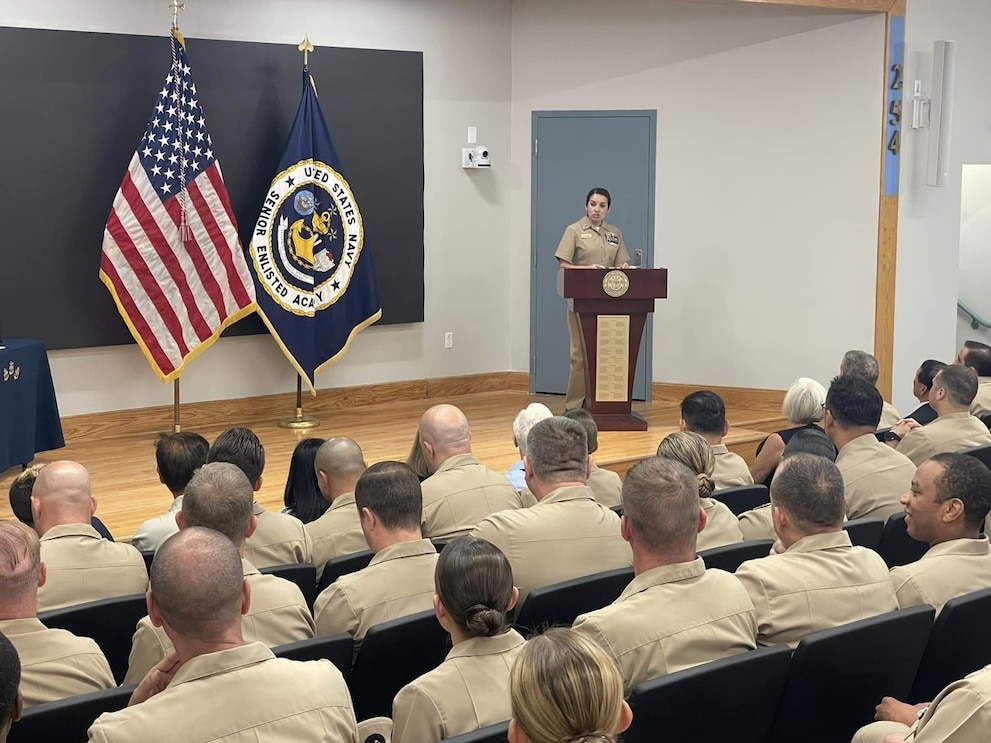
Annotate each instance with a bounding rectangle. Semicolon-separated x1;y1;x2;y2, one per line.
444;332;454;349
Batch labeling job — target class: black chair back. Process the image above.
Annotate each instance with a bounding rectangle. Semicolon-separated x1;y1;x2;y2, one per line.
7;684;135;743
980;413;991;431
317;549;375;594
441;721;510;743
911;587;991;702
139;549;155;573
609;504;624;517
259;562;317;610
350;609;450;721
712;485;770;517
699;540;774;573
625;645;792;743
961;442;991;469
431;540;450;553
514;567;633;635
38;594;148;684
769;605;936;743
842;518;885;550
877;512;928;568
272;632;354;682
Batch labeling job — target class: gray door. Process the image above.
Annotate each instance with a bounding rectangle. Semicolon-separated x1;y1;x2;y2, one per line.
530;111;656;400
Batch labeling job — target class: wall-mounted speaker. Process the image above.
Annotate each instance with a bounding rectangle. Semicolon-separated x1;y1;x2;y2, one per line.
927;40;957;188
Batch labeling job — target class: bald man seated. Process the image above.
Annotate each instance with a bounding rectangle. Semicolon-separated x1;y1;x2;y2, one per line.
124;463;314;684
31;461;148;612
419;405;525;540
305;438;369;579
89;528;359;743
0;521;115;707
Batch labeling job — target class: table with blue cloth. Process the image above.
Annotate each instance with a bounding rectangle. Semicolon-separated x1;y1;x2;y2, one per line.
0;339;65;474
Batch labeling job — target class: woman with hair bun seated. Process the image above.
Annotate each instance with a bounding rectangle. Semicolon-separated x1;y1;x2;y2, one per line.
509;628;632;743
657;431;744;550
391;537;525;743
750;377;828;487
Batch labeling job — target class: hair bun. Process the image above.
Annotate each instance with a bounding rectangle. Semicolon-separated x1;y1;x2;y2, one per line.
697;472;715;498
464;604;506;637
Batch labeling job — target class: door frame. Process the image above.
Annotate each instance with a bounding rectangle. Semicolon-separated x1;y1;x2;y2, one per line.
529;109;658;401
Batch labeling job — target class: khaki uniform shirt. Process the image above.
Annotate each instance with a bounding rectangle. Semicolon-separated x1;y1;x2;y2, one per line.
313;539;439;643
305;492;367;579
392;629;526;743
734;531;897;648
853;663;991;743
90;642;359;743
555;218;630;268
836;433;915;520
572;559;756;691
130;496;182;552
880;401;901;429
971;377;991;417
587;465;624;508
471;485;633;605
124;559;314;684
421;454;524;540
897;412;991;466
0;617;115;708
890;536;991;615
738;504;776;542
244;502;313;569
698;498;744;551
38;523;149;612
711;444;754;490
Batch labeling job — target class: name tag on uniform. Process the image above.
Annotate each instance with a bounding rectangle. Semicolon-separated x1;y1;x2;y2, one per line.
580;232;594;239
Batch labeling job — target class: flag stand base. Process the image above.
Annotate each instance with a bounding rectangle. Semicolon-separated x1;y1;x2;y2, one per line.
279;408;319;430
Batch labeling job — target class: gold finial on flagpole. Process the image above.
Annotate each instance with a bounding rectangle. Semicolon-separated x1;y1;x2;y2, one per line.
169;0;185;30
298;35;314;67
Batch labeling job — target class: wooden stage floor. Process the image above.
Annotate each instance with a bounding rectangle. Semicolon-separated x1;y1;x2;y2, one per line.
0;390;784;541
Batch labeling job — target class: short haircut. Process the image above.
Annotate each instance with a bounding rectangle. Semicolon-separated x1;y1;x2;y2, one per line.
354;461;423;531
782;378;827;425
782;428;837;462
207;427;265;485
152;527;244;639
513;403;553;457
8;464;45;526
180;463;254;544
435;537;514;638
0;521;41;600
826;375;883;429
917;360;948;392
622;456;700;553
656;431;715;499
155;432;209;494
526;418;588;482
770;453;845;530
929;453;991;530
680;390;727;436
963;341;991;377
0;632;20;731
935;366;980;407
840;350;881;385
563;409;599;453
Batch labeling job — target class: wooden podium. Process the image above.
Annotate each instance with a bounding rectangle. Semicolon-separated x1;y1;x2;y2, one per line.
562;268;668;431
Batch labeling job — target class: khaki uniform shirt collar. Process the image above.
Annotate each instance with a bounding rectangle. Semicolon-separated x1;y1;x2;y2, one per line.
252;502;266;516
835;432;882;461
786;531;852;554
538;485;598;506
617;558;705;602
169;642;274;688
329;492;356;512
434;453;481;475
710;443;729;454
369;538;436;567
241;558;260;577
0;617;47;636
169;495;184;513
40;523;102;542
445;628;526;662
936;411;973;423
924;535;990;559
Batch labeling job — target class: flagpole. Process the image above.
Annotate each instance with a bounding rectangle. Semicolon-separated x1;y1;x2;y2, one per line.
173;379;182;433
279;375;319;429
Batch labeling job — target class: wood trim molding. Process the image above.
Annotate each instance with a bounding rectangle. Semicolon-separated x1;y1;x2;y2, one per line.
652;382;786;410
709;0;894;11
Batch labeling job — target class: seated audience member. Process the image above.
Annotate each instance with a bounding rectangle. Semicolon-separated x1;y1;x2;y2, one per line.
507;403;553;493
419;405;524;540
31;461;147;612
392;537;526;743
471;418;632;604
907;360;947;426
680;390;754;489
824;375;915;520
404;433;431;482
207;427;312;568
564;409;623;508
852;663;991;743
840;349;901;427
956;339;991;417
281;437;328;524
305;438;368;579
9;464;114;542
313;462;439;646
125;463;314;684
0;521;114;707
0;633;21;743
572;457;756;691
509;628;632;743
656;432;743;550
90;528;358;743
735;454;897;648
886;366;991;465
132;432;209;552
889;453;991;614
750;377;827;487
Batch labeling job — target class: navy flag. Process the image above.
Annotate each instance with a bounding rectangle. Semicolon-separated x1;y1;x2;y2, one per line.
249;70;381;393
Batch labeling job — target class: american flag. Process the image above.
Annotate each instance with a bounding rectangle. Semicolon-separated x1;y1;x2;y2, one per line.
100;30;256;382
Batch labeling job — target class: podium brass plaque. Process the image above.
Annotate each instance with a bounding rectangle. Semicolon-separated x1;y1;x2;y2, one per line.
595;315;630;402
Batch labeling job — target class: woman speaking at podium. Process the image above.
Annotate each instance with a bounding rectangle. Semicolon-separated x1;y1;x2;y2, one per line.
555;187;630;412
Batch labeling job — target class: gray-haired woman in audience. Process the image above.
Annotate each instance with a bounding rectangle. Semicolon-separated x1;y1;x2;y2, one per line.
750;377;827;487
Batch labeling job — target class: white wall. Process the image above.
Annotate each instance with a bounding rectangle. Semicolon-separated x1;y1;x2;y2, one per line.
1;0;513;415
955;166;991;350
509;0;885;392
